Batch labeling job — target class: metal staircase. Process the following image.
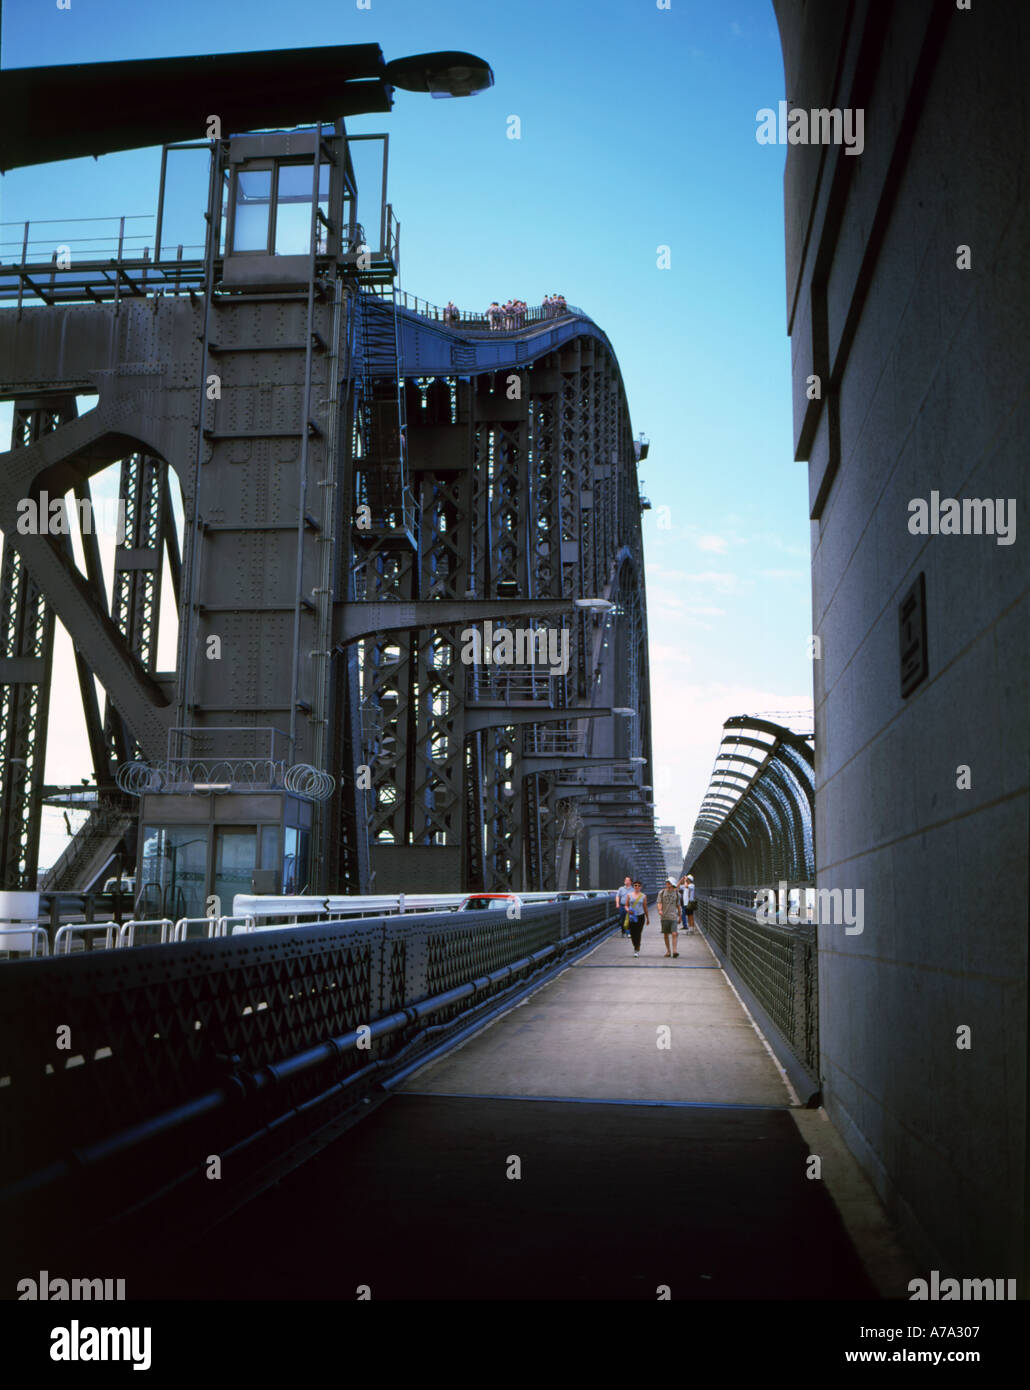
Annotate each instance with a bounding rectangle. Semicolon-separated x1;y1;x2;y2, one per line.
39;798;136;892
352;287;416;547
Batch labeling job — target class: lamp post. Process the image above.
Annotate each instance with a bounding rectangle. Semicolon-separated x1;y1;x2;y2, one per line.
0;45;495;171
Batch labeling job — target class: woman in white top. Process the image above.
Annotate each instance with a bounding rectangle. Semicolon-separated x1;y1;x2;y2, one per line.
680;874;697;933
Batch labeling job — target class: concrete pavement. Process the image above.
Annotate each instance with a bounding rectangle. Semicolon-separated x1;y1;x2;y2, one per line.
145;924;894;1299
397;923;792;1106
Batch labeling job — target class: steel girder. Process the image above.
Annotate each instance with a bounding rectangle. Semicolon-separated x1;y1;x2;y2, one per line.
353;335;656;892
0;400;76;887
0;399;183;889
0;129;660;897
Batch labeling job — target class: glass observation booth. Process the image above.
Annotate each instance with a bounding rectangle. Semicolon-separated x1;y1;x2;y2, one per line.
135;792;312;921
152;119;396;286
132;731;316;919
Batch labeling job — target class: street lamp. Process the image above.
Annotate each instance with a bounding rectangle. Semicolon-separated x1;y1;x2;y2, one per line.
574;598;615;612
0;44;496;171
612;707;635;716
385;52;494;98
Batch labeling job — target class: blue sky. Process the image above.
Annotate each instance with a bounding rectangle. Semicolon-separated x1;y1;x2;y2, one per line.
1;0;813;871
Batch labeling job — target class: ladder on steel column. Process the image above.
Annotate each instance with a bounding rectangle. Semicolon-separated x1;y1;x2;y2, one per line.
352;285;416;550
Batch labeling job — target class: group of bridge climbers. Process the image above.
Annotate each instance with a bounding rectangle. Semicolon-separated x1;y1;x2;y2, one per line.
438;296;571;330
486;298;527;330
476;294;567;330
614;874;696;958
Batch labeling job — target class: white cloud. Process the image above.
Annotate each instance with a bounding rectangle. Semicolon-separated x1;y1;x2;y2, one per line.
697;534;729;554
683;570;737;594
645;658;813;863
755;532;810;560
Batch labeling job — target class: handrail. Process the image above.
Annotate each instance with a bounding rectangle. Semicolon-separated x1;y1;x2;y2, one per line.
0;925;50;957
117;917;174;948
12;895;613;954
214;915;255;937
54;922;118;955
172;916;221;943
391;291;583;330
0;903;619;1216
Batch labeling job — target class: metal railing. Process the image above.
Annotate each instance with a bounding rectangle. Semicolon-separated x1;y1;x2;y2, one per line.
523;726;587;757
116;918;175;948
553;769;587;787
466;666;556;704
53;922;118;955
0;214;156;264
39;798;136;892
0;215;211;306
231;893;465;927
0;898;618;1269
694;892;818;1093
0;926;50;957
390;290;585;332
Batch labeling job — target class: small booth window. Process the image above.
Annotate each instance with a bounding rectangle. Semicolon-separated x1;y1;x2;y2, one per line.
260;824;280;871
232;167;273;252
229;159;329;256
283;825;310;894
214;826;257;916
139;826;207;920
275;162;330;254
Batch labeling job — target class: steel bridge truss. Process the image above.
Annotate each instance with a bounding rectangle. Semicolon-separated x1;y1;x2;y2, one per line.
0;123;663;898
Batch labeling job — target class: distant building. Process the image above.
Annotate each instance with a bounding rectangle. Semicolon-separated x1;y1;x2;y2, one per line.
658;825;683;878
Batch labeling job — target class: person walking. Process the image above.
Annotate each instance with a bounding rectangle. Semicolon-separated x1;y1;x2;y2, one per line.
615;875;632;936
658;876;681;957
682;874;698;933
626;879;649;957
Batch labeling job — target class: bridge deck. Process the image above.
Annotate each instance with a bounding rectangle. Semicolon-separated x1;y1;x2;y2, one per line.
396;927;790;1105
147;928;878;1300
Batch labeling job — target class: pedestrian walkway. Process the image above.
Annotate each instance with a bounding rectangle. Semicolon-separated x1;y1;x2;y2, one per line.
398;925;791;1106
147;925;882;1300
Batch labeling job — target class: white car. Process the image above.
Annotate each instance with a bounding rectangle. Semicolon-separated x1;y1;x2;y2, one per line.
103;875;135;895
457;893;525;912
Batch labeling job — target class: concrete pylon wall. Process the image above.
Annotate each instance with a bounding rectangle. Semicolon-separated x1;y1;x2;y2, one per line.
774;0;1029;1280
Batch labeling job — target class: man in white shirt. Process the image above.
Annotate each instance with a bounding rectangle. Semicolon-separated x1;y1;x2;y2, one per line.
615;875;632;935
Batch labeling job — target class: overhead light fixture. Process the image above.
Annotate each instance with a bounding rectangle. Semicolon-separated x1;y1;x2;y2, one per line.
612;707;635;715
385;51;495;99
574;598;615;612
194;782;231;792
